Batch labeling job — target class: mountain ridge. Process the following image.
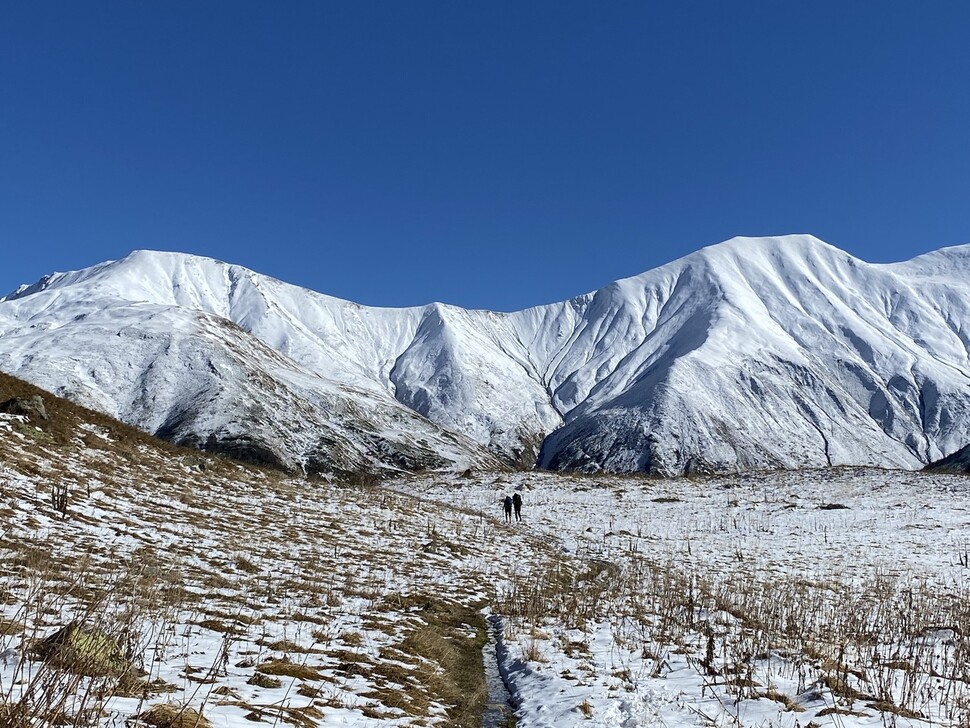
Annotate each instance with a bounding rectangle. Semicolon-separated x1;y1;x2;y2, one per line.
2;235;970;476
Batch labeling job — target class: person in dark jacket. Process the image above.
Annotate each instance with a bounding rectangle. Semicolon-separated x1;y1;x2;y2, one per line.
503;495;513;523
512;492;522;522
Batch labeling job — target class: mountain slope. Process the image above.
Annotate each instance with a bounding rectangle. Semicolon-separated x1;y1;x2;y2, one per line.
2;235;970;475
539;236;970;473
0;255;502;475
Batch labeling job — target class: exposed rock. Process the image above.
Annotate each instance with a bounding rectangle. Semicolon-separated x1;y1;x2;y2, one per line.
925;444;970;474
0;395;48;422
30;623;129;677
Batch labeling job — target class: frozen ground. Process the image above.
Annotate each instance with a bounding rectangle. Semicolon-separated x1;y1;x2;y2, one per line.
403;468;970;728
3;394;970;727
0;408;543;727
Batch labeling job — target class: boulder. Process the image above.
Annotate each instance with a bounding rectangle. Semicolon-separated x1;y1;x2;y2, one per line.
30;623;128;677
0;395;49;422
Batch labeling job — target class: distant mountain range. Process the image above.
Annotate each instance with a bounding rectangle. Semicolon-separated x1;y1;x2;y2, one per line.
2;235;969;476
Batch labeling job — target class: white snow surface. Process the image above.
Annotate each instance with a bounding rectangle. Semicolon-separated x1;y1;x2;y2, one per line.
413;468;970;728
2;235;970;474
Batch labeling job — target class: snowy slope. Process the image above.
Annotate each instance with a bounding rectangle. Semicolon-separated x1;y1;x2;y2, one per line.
0;253;502;475
538;236;970;473
7;358;970;727
2;235;970;475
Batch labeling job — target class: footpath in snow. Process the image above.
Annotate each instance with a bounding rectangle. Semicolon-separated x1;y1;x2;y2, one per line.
406;468;970;728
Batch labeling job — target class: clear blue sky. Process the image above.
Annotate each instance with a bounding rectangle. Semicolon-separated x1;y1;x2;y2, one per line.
2;2;968;310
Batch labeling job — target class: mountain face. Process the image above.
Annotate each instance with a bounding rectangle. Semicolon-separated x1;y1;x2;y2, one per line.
2;235;970;476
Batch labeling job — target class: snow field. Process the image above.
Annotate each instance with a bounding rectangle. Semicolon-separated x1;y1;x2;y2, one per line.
408;469;970;727
6;235;970;476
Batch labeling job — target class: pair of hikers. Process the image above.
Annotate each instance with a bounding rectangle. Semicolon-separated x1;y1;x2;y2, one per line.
503;493;522;523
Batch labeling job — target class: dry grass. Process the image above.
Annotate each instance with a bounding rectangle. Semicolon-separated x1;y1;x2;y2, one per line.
246;673;283;689
0;373;510;727
254;658;323;681
0;372;228;477
492;506;970;725
9;369;967;726
368;596;489;727
0;556;187;727
761;689;805;712
0;619;23;637
135;702;212;728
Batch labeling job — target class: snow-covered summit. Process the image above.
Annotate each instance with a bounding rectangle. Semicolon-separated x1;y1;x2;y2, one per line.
887;242;970;279
2;235;970;475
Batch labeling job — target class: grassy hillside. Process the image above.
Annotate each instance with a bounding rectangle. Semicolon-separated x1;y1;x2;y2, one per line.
0;372;551;727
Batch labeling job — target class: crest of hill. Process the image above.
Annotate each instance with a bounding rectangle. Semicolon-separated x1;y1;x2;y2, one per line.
926;443;970;474
1;370;175;453
0;370;244;479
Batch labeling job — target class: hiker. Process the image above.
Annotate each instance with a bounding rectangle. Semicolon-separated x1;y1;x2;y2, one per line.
503;495;513;523
512;492;522;522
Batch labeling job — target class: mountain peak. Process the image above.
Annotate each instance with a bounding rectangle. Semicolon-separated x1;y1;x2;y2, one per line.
691;234;850;265
115;248;236;270
2;249;237;304
4;236;970;477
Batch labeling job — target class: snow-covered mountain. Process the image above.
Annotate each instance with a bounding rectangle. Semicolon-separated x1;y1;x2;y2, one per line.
2;235;970;476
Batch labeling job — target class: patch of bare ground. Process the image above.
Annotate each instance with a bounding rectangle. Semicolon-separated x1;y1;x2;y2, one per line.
378;596;489;728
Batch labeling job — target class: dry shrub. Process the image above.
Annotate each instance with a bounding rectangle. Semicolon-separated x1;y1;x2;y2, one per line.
761;689;805;712
266;638;311;653
136;703;212;728
340;630;363;646
522;640;546;663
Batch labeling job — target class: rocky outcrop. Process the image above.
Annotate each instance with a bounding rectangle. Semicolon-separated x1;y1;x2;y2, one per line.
0;395;49;422
925;444;970;474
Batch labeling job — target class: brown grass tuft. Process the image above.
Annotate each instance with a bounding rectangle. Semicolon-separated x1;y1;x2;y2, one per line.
255;658;323;681
136;703;212;728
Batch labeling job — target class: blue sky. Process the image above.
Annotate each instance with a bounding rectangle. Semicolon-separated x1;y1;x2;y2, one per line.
2;2;968;310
